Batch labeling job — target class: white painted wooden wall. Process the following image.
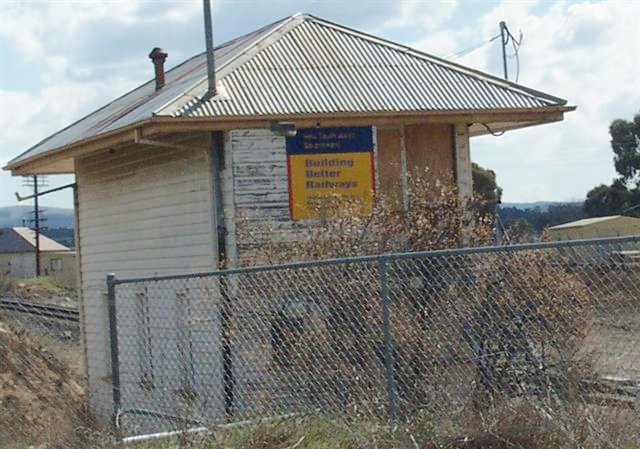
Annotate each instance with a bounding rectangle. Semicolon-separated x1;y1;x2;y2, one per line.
75;145;220;425
226;127;473;263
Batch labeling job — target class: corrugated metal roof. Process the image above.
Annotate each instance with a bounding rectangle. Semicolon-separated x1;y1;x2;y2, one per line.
548;216;640;230
7;13;569;169
175;17;564;118
6;17;288;167
0;227;70;253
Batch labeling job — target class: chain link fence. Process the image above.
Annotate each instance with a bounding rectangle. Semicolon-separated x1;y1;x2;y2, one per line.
107;237;640;443
2;237;639;447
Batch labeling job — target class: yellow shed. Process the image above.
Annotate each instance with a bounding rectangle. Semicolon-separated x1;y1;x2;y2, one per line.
547;215;640;240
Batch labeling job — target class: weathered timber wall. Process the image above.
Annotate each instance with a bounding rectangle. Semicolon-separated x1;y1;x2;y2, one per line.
75;142;218;424
228;124;462;263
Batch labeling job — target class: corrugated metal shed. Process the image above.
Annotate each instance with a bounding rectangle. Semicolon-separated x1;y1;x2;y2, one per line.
548;216;625;230
548;216;640;240
6;13;571;171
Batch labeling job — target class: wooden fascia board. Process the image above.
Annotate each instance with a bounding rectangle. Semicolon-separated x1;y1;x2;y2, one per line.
5;124;141;175
5;106;574;175
144;106;575;134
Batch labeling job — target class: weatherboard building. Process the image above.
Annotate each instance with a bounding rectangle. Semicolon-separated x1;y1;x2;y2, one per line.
4;13;574;426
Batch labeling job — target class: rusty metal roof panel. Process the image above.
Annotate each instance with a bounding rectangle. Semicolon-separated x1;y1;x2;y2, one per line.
7;17;290;167
8;13;568;169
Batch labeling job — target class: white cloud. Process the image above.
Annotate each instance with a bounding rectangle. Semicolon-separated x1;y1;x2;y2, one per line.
0;76;141;208
1;77;139;153
1;0;639;208
382;0;458;30
408;0;640;202
0;1;202;60
0;0;202;88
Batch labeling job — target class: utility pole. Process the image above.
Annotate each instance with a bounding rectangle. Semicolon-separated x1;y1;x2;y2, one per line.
22;175;48;276
34;176;41;275
499;21;508;80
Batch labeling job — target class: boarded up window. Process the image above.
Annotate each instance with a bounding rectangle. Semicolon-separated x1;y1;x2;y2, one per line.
405;124;454;184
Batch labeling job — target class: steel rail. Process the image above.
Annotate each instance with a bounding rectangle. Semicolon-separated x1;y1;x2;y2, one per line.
0;298;79;322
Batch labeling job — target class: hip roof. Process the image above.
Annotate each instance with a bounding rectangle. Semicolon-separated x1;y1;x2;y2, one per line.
6;13;572;171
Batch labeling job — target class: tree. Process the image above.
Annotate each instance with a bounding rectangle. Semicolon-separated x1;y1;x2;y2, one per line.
611;112;640;187
472;162;502;216
584;181;630;217
584;111;640;217
545;203;586;227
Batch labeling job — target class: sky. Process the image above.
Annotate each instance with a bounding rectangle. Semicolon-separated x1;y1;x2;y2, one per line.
0;0;639;211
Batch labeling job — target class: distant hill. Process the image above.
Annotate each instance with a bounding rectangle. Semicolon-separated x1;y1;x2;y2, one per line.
40;228;75;249
498;201;586;236
0;206;74;229
500;201;582;212
0;206;75;248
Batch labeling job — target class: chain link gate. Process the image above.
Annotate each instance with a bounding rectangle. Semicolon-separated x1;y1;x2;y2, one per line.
107;236;640;441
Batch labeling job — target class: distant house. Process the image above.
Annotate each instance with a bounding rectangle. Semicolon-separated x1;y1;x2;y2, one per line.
3;13;575;425
0;227;76;285
547;216;640;240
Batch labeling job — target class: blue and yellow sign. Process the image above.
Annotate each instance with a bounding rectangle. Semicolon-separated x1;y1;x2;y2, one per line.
286;127;375;220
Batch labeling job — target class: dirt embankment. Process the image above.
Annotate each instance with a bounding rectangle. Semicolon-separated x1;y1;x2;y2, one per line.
0;316;84;449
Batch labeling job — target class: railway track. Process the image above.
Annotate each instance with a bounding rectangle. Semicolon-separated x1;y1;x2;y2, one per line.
0;298;79;322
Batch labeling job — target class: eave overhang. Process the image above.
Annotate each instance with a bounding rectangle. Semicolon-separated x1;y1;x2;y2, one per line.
4;105;574;176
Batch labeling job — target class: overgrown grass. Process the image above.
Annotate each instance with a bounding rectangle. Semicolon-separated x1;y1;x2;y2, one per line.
127;417;437;449
17;275;75;294
0;274;76;299
108;407;640;449
4;399;639;449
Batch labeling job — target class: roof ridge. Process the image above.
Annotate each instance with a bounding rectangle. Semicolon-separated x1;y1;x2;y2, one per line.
175;12;566;112
154;14;304;116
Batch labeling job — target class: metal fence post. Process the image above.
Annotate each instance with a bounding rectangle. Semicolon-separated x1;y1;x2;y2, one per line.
220;272;235;421
106;273;122;441
379;256;399;422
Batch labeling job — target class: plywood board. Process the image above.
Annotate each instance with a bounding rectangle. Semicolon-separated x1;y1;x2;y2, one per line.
376;127;403;204
404;123;455;185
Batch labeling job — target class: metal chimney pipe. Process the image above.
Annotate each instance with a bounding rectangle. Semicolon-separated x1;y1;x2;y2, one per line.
149;47;168;91
203;0;216;97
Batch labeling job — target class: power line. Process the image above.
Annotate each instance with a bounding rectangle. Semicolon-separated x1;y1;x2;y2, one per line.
445;23;524;82
445;34;500;60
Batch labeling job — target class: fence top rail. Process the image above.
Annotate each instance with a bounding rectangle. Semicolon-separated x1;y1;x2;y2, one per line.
110;235;640;285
